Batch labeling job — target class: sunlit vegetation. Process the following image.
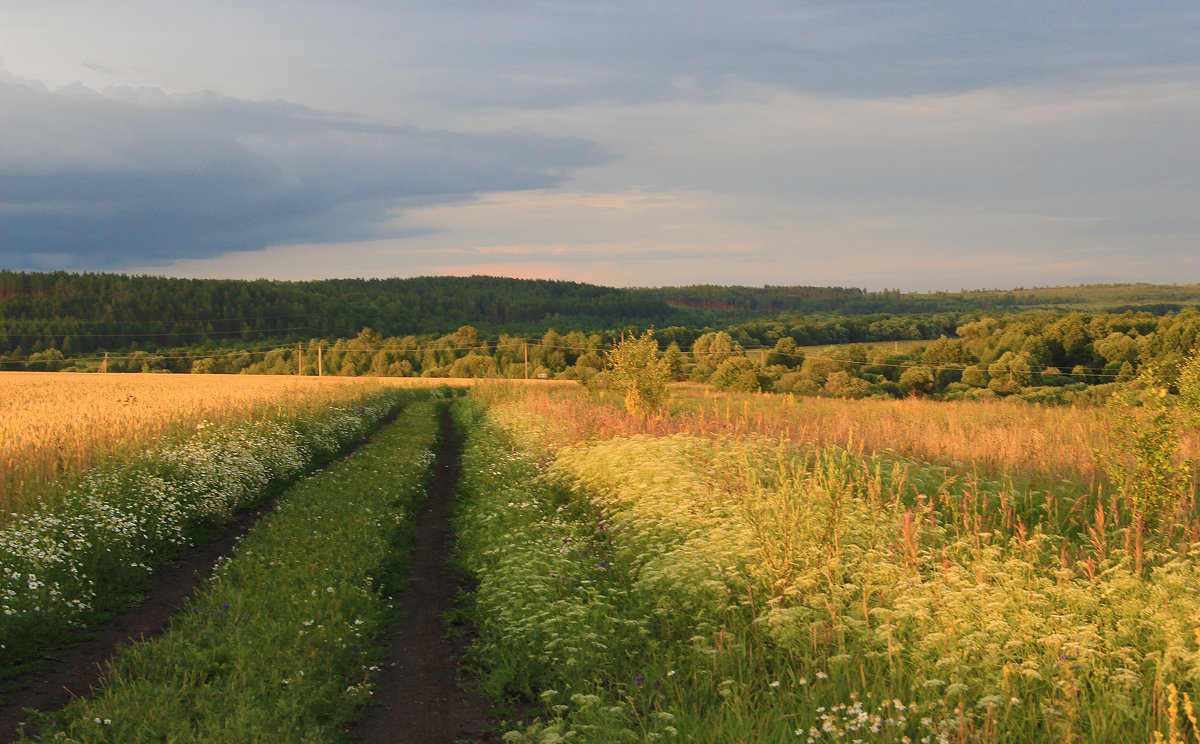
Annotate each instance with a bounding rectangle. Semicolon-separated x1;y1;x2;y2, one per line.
454;372;1200;742
0;387;408;669
3;272;1200;412
3;334;1198;741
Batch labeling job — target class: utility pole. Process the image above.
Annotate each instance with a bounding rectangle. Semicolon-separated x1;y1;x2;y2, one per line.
297;343;302;376
318;344;323;376
99;351;108;374
524;342;529;379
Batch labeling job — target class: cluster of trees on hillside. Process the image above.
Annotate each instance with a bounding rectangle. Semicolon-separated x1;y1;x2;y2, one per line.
5;270;1200;404
722;308;1200;403
4;272;1199;364
652;282;1200;315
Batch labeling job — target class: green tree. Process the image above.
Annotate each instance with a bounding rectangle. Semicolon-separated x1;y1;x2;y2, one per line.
799;354;841;388
898;365;935;397
822;370;870;399
987;351;1033;394
1094;332;1139;366
660;342;686;381
1099;362;1189;573
692;331;742;370
710;357;774;392
766;337;803;368
608;331;671;416
1178;347;1200;425
961;365;988;388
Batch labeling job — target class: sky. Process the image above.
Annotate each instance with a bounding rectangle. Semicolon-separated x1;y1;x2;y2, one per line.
1;1;1198;291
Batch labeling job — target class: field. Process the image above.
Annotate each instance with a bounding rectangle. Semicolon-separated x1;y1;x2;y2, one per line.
792;339;933;357
0;372;405;516
0;372;575;517
3;375;1199;742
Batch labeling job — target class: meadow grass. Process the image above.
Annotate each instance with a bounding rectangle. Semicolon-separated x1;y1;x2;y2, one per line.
455;385;1200;743
515;383;1112;485
24;395;444;742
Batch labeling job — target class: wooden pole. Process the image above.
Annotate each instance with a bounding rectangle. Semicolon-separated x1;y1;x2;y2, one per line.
298;343;302;376
99;351;108;374
524;342;529;379
318;344;323;376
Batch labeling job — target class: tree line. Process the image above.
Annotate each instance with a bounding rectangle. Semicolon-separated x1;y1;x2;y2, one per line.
10;308;1195;407
4;271;1200;403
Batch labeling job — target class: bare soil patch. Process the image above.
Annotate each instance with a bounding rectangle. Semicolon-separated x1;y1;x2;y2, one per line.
347;403;495;743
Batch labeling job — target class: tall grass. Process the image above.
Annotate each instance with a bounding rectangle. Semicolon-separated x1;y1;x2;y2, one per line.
0;387;408;668
498;383;1112;485
457;387;1200;743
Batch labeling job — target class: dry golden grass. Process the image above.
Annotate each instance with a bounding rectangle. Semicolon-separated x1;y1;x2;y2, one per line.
482;381;1116;486
0;372;385;515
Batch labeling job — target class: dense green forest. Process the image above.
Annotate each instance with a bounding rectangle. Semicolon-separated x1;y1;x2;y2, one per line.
3;271;1200;404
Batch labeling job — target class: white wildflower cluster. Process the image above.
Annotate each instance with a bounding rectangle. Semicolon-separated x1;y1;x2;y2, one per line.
0;393;401;653
798;699;914;743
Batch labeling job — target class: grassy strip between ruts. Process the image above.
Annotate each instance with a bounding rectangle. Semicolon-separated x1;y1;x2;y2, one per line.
23;395;444;743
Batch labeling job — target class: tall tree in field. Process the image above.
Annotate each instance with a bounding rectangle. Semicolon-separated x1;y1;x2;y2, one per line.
608;330;670;416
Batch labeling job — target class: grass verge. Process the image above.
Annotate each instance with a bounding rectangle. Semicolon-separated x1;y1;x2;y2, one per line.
0;388;409;673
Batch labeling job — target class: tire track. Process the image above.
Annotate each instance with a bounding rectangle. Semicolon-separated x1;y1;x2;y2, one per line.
348;402;494;744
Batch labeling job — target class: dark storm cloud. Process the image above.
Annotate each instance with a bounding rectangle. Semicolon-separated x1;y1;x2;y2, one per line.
0;79;610;271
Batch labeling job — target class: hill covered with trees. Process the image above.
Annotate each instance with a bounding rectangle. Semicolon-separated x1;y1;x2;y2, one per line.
3;270;1200;405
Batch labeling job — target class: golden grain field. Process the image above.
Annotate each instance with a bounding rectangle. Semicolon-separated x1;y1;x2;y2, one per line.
0;373;374;515
0;373;579;516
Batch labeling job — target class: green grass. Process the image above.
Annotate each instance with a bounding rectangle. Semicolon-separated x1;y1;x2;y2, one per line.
25;396;444;742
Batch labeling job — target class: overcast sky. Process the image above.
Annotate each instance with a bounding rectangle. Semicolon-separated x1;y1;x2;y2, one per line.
2;1;1198;291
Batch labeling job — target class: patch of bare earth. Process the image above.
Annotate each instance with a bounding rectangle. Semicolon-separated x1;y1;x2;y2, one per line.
347;404;495;744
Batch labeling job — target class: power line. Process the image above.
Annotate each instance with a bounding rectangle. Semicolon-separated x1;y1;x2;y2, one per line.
0;326;322;340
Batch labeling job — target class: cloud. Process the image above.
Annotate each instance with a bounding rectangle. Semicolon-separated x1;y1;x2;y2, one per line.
6;3;1199;290
0;78;610;271
361;0;1200;108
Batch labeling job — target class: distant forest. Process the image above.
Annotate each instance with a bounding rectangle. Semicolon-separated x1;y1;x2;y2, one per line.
3;271;1200;404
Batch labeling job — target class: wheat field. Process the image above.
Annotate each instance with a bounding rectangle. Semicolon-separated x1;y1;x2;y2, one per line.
0;372;396;515
0;372;580;516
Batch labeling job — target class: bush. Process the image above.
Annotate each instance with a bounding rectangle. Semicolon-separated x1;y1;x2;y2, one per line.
608;331;671;415
711;357;774;392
